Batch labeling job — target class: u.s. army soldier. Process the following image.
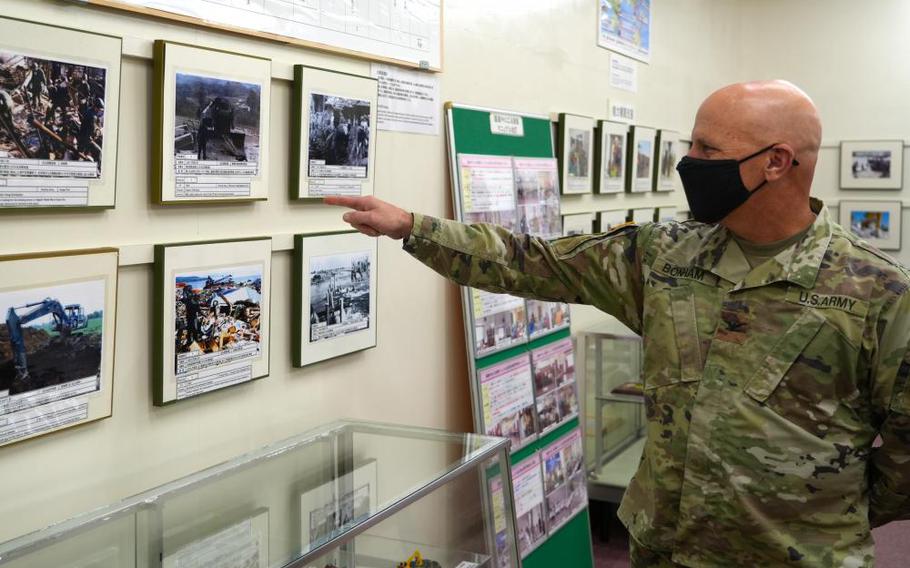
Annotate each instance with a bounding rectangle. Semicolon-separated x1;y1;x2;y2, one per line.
327;81;910;567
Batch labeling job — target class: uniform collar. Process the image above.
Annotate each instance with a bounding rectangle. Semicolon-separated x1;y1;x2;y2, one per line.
693;198;832;289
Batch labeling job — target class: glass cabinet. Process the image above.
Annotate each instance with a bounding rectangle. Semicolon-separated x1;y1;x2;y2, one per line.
0;421;518;568
580;319;646;503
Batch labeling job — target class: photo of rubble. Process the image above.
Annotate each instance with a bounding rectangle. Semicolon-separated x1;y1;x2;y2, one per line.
174;264;262;363
309;251;371;343
0;49;106;172
308;93;370;177
0;279;104;397
173;72;261;164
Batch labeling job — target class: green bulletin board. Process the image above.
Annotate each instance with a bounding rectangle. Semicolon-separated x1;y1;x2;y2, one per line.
445;103;595;568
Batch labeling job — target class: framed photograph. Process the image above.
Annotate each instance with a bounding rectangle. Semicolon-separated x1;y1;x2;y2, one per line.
0;248;117;448
654;130;681;192
557;113;594;194
153;41;271;204
594;209;628;233
594;120;628;194
628;125;656;193
162;509;268;568
293;231;377;367
291;66;378;200
840;140;904;190
299;460;378;550
657;207;678;223
561;213;594;236
0;17;122;210
153;238;272;405
631;207;656;223
839;200;902;251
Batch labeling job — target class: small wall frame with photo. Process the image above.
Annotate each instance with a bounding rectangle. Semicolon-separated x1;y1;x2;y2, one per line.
594;209;629;233
839;200;902;251
561;213;595;236
153;40;271;204
593;120;628;194
627;125;656;193
0;17;123;210
153;237;272;405
291;66;378;200
0;248;118;448
839;140;903;190
557;113;594;194
654;129;681;192
293;231;378;367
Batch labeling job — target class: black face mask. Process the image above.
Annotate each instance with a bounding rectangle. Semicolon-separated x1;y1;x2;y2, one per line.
676;144;798;224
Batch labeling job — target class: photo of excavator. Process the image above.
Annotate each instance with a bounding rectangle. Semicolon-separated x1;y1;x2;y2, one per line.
0;281;104;397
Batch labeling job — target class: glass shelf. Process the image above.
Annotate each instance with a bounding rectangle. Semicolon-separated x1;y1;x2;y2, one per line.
0;421;518;568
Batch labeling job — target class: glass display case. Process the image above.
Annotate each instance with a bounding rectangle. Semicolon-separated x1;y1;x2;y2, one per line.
0;421;518;568
580;319;646;503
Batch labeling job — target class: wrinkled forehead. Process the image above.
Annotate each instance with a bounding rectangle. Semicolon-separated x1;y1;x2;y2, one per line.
692;93;765;148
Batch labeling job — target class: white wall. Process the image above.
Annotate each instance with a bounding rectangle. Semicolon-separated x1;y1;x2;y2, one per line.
0;0;748;542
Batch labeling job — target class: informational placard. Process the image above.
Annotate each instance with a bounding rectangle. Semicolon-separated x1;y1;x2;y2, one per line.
598;0;652;63
488;475;511;568
490;112;524;137
609;54;638;92
541;428;587;532
512;454;547;558
164;518;264;568
471;289;528;358
608;100;636;124
458;154;515;214
86;0;443;70
513;157;561;238
371;63;439;136
479;353;537;451
531;338;578;435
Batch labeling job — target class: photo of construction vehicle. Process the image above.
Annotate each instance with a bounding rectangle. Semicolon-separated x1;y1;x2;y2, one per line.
173;72;260;164
0;279;104;397
0;49;106;171
309;251;371;343
174;265;262;362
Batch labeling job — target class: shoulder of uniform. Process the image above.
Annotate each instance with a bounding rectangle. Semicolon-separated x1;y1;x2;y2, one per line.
827;226;910;298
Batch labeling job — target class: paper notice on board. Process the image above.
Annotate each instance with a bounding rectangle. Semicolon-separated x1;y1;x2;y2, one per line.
371;64;440;136
458;154;515;213
609;54;638;92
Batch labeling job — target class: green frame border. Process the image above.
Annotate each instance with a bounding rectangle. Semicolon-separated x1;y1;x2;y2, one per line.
557;113;595;196
291;229;378;367
152;40;272;206
0;15;123;213
152;236;272;406
289;64;379;202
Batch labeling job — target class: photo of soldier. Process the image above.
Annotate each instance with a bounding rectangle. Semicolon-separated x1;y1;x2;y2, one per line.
173;72;261;164
567;128;590;178
308;93;371;178
636;138;652;178
0;50;106;172
660;138;676;179
607;133;625;178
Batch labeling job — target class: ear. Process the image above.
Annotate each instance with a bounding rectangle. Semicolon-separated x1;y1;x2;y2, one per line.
765;144;797;181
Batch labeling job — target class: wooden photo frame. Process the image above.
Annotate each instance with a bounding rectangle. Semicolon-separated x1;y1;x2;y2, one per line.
153;238;272;405
627;125;655;193
0;248;118;448
654;129;681;192
839;140;904;190
593;120;628;194
839;200;902;251
291;66;378;201
557;113;594;195
153;41;271;204
293;231;377;367
0;17;122;210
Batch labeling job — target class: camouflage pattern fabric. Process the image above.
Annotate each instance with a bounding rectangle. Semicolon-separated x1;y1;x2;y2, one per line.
631;536;685;568
402;198;910;567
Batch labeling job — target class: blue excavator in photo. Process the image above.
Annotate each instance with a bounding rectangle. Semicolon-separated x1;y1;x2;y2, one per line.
5;298;87;383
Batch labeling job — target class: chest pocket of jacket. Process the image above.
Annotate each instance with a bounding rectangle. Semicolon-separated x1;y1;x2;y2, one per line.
643;286;705;389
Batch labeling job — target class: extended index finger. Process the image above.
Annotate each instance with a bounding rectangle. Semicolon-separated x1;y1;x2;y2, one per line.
323;195;370;211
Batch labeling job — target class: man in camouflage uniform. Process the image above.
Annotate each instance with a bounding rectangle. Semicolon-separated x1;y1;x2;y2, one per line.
327;81;910;567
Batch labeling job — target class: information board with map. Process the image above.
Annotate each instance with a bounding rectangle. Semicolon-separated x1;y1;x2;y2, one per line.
598;0;651;63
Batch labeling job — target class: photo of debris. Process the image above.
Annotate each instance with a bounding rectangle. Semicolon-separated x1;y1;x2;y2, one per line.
174;264;262;364
308;93;370;178
173;72;261;164
0;49;106;172
309;251;371;343
0;279;104;397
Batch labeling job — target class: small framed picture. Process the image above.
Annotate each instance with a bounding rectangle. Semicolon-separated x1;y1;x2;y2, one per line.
595;209;628;232
291;66;378;200
154;238;272;405
561;213;595;236
0;248;118;448
153;41;271;204
630;207;656;223
656;206;677;222
840;140;903;190
162;509;269;568
557;113;594;194
0;17;123;210
654;130;681;192
839;200;902;251
293;231;377;367
594;120;628;194
628;125;656;193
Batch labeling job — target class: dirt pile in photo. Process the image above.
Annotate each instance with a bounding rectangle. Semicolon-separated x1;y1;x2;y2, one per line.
0;324;52;362
0;326;101;394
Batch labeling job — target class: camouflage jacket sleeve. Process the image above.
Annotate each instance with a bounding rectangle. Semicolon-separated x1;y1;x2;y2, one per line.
401;213;653;333
869;290;910;527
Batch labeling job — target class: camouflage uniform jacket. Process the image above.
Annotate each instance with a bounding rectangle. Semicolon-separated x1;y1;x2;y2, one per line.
402;199;910;567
